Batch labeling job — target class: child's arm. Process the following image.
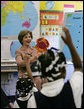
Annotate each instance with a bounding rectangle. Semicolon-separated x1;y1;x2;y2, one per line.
61;26;82;72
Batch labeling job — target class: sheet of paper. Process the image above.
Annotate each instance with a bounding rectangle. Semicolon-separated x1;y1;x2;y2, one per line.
64;4;74;13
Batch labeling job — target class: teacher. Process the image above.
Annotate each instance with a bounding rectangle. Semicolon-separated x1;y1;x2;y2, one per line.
15;30;41;90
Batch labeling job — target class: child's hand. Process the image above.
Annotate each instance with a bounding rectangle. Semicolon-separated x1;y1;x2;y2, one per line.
61;26;73;47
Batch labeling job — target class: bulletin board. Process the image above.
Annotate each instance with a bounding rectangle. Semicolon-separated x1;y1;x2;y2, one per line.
40;11;64;49
63;12;83;60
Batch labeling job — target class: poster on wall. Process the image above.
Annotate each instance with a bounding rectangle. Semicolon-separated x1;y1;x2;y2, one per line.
1;1;40;39
40;1;64;50
63;12;83;60
1;1;40;59
40;11;64;50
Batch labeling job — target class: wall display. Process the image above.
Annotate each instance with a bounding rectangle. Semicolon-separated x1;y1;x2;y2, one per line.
40;11;64;50
1;1;83;60
63;12;83;60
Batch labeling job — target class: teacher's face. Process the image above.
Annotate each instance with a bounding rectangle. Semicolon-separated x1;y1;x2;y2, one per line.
22;33;32;46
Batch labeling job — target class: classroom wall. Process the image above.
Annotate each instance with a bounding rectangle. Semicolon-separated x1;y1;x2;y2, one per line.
1;1;83;60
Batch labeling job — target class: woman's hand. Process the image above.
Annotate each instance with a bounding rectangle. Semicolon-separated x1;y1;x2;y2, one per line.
35;53;42;59
30;53;42;63
23;54;30;64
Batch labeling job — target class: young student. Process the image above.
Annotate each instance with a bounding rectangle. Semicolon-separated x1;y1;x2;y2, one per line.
13;77;38;108
13;55;38;108
27;26;83;108
15;30;41;90
1;88;14;108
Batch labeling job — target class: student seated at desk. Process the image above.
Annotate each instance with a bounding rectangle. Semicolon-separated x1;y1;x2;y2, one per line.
28;26;83;108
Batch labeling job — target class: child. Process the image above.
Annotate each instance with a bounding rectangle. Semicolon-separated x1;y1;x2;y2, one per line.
14;77;37;108
14;55;38;108
27;26;83;108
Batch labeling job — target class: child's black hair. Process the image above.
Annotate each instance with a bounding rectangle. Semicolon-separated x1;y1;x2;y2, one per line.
38;48;66;81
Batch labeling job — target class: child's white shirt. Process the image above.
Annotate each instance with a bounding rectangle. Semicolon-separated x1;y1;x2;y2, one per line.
28;71;83;108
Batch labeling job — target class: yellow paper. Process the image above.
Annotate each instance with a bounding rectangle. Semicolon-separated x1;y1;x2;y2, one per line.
40;1;83;11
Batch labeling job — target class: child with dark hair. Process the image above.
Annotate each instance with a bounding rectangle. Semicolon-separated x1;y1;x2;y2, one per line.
14;77;37;108
14;55;38;108
28;26;83;108
38;48;66;81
